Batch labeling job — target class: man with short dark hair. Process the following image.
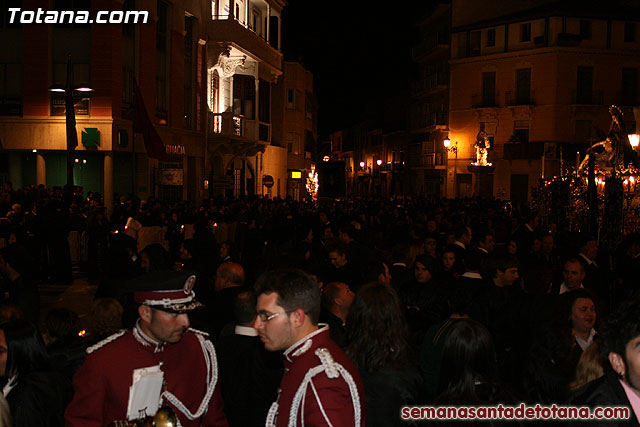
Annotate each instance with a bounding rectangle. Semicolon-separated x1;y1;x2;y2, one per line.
474;254;524;388
217;291;283;426
553;258;586;295
578;235;609;310
320;281;354;348
325;240;362;291
254;268;365;426
474;228;495;255
65;271;228;426
390;242;412;292
338;223;373;271
447;226;472;273
512;212;539;259
362;260;392;287
567;297;640;423
207;262;247;338
472;228;495;277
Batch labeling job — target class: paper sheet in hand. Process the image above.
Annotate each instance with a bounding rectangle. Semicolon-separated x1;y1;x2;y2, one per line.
126;364;164;420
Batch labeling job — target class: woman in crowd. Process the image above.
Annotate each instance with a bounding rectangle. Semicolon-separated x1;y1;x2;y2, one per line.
346;283;424;427
404;254;448;342
435;319;517;407
1;319;73;426
569;337;604;393
139;243;170;273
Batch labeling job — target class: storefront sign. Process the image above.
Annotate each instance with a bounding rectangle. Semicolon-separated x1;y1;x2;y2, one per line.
165;145;186;156
50;96;89;116
213;176;234;189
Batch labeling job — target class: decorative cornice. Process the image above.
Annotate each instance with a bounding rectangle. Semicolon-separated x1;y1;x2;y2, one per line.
216;54;247;78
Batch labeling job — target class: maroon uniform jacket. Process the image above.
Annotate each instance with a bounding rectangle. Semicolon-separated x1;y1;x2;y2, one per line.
65;325;228;427
266;326;366;426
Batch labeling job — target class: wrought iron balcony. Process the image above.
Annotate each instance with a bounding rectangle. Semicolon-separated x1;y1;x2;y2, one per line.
503;142;545;160
571;89;603;105
207;112;244;137
472;93;499;108
505;90;535;106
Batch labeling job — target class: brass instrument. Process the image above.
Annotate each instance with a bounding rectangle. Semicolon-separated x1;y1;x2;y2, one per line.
108;406;178;427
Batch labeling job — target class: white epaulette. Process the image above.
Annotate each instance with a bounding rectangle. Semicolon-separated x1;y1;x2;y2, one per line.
162;332;218;422
86;329;127;354
187;327;210;337
286;347;363;427
315;348;339;378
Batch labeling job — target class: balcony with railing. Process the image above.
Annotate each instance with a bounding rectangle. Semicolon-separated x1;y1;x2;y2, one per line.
412;112;448;132
571;89;603;105
207;14;282;72
423;153;445;167
407;152;445;168
472;92;499;108
505;90;535;106
413;33;450;62
503;142;545;160
208;112;244;137
411;73;449;95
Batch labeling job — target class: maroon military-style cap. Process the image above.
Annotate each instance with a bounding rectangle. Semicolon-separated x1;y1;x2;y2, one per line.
129;270;203;313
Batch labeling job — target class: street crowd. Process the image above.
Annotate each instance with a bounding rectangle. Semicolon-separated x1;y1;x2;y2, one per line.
0;182;638;425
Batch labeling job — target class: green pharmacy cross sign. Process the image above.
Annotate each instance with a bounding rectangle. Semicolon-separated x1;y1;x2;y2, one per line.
82;128;100;148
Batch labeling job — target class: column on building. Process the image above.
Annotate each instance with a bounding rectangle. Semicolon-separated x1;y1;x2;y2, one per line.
36;153;46;187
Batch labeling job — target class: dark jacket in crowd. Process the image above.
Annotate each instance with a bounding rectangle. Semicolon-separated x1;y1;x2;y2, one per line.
6;275;40;325
360;365;424;427
216;332;283;427
566;370;638;426
6;369;73;427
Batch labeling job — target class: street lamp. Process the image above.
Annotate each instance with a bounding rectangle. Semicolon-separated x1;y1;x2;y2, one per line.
629;134;640;149
444;136;458;155
376;159;382;166
359;161;365;169
48;55;94;188
444;136;458;196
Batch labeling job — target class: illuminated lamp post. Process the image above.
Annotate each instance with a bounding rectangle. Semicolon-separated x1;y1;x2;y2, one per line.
443;136;458;196
48;55;94;188
373;159;382;196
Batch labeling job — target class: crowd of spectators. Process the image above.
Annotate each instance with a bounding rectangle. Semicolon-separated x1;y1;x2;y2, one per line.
0;181;638;425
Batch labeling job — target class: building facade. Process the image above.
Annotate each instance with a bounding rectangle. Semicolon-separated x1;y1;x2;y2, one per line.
207;0;286;199
409;1;451;197
271;61;317;201
447;0;640;201
0;0;288;208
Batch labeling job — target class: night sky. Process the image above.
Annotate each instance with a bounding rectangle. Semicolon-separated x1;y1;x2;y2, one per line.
281;1;435;138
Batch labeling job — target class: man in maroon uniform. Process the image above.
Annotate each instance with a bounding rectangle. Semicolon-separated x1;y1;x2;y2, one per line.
65;271;228;426
254;268;365;426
